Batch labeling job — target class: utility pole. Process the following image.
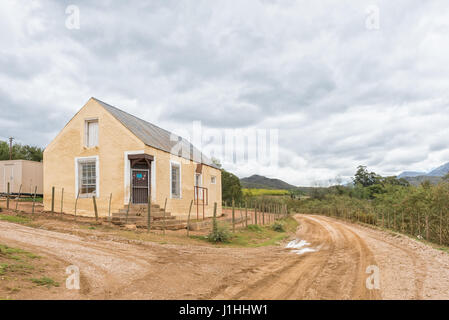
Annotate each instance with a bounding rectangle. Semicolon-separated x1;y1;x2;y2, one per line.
8;137;14;160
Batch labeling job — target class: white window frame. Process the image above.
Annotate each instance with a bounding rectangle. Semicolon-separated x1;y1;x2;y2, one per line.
170;160;182;199
210;175;216;184
75;156;100;198
84;118;99;148
194;173;202;187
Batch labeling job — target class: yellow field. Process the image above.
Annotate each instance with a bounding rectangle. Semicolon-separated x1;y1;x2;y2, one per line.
242;188;290;196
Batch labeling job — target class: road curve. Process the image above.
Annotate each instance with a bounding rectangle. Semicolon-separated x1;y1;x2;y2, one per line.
1;214;448;300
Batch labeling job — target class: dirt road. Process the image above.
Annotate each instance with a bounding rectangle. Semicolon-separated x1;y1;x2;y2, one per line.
1;214;448;299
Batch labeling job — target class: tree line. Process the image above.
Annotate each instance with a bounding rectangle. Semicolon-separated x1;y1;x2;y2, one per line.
0;140;44;162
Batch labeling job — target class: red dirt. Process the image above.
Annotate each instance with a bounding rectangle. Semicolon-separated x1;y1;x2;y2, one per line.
0;211;448;299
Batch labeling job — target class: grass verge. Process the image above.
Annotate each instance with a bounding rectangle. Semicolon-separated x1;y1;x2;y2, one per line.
30;277;59;288
192;215;298;247
0;213;32;224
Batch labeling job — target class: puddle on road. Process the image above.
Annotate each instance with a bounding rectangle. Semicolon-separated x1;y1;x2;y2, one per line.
285;239;319;255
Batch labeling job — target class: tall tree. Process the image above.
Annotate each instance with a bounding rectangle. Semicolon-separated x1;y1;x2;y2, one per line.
221;169;243;204
352;165;380;187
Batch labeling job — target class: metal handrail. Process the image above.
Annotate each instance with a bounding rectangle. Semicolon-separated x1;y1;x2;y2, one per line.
194;186;208;220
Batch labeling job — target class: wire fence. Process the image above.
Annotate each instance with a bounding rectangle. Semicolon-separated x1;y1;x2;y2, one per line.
222;199;289;232
1;185;291;238
299;202;449;246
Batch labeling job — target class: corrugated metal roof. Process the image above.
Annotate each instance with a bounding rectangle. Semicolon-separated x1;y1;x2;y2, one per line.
93;98;219;169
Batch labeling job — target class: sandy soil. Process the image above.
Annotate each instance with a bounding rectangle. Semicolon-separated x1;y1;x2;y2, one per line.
0;214;448;299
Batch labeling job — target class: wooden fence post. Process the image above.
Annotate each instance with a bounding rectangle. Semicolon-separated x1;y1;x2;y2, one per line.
245;201;248;227
401;209;404;233
425;214;429;241
51;186;55;213
32;186;37;215
6;182;10;210
60;187;64;218
74;190;80;221
163;198;167;235
232;199;235;233
186;199;193;236
262;203;265;225
108;193;112;224
92;195;98;221
147;193;151;233
212;202;218;235
126;189;132;224
239;204;243;227
254;203;258;225
15;184;22;212
417;211;420;236
440;209;443;245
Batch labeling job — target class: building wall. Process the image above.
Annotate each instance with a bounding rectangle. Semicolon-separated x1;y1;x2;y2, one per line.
21;160;44;194
43;98;222;218
145;145;222;219
43;98;145;216
0;161;22;194
0;160;43;195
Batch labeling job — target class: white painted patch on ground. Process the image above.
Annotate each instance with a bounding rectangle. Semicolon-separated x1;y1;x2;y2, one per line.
292;247;317;255
286;239;310;249
286;239;319;255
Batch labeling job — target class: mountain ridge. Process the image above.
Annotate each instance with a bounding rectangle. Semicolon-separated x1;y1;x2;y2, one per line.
240;174;297;190
398;161;449;178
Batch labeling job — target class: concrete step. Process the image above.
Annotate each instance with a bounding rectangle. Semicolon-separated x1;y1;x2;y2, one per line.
111;218;183;229
111;214;175;221
117;209;171;216
112;215;178;223
113;212;173;218
126;204;160;209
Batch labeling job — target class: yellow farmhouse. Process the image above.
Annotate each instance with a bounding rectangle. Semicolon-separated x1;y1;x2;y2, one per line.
43;97;222;222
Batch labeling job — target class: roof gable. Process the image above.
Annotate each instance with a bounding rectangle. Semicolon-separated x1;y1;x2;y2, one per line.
92;98;218;169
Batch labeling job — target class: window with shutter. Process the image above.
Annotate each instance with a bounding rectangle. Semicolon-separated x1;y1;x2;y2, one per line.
85;119;98;147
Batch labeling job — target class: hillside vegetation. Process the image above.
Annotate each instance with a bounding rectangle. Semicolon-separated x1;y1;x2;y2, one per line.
289;165;449;246
242;188;290;197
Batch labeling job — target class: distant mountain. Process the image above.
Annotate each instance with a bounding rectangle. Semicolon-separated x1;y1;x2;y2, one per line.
240;175;297;190
398;161;449;179
398;171;427;179
402;175;442;186
427;162;449;177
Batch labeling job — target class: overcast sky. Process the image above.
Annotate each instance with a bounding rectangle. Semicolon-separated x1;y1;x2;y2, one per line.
1;0;449;186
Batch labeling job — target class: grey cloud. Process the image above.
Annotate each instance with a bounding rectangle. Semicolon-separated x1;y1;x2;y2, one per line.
1;0;449;185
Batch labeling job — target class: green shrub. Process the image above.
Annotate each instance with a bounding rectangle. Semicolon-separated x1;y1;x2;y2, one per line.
246;224;262;232
271;222;285;232
207;224;232;243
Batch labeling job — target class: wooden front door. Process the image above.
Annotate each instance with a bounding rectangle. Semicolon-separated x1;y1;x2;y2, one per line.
131;169;150;204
